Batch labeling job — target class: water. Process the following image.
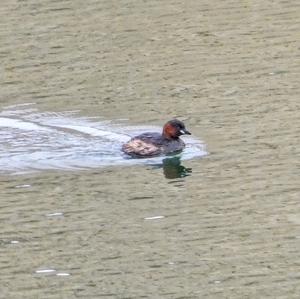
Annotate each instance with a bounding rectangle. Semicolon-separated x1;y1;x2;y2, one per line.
1;0;300;298
0;104;206;175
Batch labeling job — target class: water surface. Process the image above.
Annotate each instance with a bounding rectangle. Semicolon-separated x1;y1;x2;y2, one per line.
0;104;206;175
1;0;300;298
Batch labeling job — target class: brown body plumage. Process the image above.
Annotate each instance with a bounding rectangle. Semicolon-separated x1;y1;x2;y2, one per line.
122;119;191;158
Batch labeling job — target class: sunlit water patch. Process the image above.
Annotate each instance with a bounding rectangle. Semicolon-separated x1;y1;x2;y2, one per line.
0;104;207;175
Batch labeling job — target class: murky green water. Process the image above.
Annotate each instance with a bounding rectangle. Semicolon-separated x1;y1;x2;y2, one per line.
1;0;300;298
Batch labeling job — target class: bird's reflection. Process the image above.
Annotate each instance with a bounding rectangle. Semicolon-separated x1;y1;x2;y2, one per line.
153;156;192;179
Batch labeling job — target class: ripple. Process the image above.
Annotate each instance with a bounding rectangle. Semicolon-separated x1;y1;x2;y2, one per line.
56;272;70;277
0;105;207;174
144;216;165;220
35;269;56;274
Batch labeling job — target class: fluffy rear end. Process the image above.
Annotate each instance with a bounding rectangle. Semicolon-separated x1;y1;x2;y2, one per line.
122;139;161;157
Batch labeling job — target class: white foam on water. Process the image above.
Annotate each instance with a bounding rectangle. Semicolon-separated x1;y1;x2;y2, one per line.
0;106;207;174
46;212;64;217
144;216;165;220
15;184;31;188
35;269;56;274
56;272;70;276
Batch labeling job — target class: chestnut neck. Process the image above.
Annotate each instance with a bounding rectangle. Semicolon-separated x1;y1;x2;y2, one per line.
162;123;179;140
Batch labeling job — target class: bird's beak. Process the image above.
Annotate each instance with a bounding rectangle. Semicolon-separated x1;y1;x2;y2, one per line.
180;129;191;135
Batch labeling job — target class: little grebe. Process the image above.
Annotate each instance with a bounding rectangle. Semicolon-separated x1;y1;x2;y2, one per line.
122;119;191;157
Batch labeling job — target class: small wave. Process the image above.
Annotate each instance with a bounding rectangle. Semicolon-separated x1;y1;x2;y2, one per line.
0;104;207;174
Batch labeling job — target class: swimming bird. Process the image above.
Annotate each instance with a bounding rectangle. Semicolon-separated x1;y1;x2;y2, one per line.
122;119;191;158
